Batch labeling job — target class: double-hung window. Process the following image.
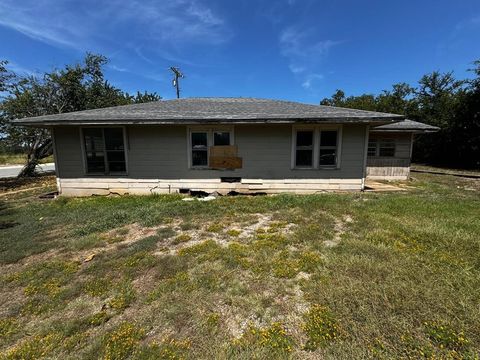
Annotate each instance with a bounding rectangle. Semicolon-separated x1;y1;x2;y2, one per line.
83;127;127;174
189;128;233;168
295;130;314;167
293;127;341;169
319;131;338;166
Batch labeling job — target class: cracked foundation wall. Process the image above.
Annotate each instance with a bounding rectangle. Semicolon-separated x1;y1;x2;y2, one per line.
57;178;363;196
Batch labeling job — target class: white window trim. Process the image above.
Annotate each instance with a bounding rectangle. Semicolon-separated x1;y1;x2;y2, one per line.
187;125;235;169
79;126;129;176
291;125;343;170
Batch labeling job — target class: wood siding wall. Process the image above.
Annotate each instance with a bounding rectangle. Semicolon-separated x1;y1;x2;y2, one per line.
53;124;368;195
366;132;412;180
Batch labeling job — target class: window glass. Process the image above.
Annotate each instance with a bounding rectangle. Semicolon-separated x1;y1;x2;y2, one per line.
83;128;126;174
214;132;230;146
319;148;336;166
296;150;313;167
295;130;313;167
320;131;337;147
296;131;313;147
379;139;395;157
84;128;105;173
319;130;338;166
192;132;208;148
192;150;208;166
104;128;124;150
368;139;377;157
191;132;208;167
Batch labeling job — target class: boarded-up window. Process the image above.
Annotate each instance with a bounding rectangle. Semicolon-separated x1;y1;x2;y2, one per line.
295;130;313;167
191;132;208;167
83;128;126;174
319;130;338;166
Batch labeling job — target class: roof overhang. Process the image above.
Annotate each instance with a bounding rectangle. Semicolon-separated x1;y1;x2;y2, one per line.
13;117;402;127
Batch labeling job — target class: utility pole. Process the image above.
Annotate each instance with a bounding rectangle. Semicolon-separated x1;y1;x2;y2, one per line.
169;67;184;99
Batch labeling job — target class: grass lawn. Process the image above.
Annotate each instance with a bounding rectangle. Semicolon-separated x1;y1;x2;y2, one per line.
0;173;479;359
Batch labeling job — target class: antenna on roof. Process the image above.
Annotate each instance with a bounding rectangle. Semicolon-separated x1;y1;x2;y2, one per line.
169;67;184;99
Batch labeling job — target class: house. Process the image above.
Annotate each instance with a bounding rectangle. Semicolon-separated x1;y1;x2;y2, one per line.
367;119;439;180
13;97;437;196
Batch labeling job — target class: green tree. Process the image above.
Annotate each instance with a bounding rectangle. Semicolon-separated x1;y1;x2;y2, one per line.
320;62;479;169
0;53;161;177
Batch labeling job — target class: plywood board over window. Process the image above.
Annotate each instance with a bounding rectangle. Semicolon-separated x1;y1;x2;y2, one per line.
187;126;241;169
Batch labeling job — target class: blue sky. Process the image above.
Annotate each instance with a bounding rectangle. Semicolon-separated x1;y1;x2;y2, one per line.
1;0;480;104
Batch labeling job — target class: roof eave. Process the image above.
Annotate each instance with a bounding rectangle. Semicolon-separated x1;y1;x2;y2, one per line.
12;117;403;127
371;128;439;133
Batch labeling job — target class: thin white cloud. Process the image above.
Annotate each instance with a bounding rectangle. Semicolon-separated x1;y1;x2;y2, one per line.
0;0;231;51
439;15;480;52
279;26;341;91
302;73;324;89
108;64;128;72
4;61;36;76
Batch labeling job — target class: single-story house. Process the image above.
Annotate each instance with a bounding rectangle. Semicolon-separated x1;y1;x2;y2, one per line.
13;97;438;196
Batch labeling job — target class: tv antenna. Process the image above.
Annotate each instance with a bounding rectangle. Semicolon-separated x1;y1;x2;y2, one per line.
170;67;184;99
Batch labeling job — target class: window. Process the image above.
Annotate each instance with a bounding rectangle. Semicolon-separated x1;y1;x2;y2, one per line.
214;131;230;146
189;128;233;168
293;127;341;169
368;137;396;157
191;132;208;167
83;127;126;174
379;138;395;157
367;139;377;156
319;130;338;166
295;130;314;167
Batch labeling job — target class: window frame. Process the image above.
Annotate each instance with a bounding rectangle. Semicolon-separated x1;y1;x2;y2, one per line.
187;126;235;169
80;126;128;176
293;128;315;169
367;136;396;158
291;125;342;170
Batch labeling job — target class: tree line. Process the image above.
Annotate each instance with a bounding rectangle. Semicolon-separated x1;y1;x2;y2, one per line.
320;61;480;169
0;53;160;176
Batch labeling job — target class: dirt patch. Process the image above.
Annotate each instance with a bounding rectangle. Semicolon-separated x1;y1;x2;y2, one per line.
154;213;296;256
324;214;353;248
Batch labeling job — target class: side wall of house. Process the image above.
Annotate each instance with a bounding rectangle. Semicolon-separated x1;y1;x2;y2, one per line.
53;124;368;195
366;132;412;180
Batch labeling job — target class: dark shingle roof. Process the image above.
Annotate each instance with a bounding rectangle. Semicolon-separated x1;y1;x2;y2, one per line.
372;119;439;132
13;97;404;126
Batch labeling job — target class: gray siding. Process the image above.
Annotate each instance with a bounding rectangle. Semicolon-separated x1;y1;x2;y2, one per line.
366;132;412;180
54;124;367;180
